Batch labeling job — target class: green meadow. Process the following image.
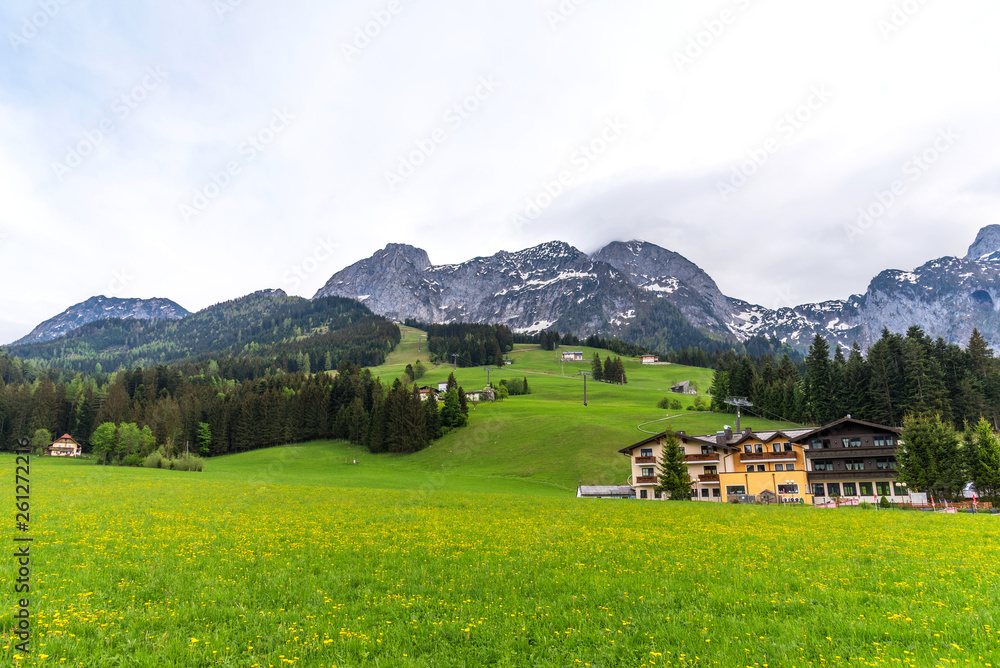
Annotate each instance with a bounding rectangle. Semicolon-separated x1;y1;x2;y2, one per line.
4;331;997;667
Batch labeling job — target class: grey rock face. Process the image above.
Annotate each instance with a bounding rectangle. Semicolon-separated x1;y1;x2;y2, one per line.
14;296;191;345
967;224;1000;260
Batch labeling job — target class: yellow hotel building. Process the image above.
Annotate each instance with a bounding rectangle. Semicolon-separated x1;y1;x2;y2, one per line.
619;426;815;504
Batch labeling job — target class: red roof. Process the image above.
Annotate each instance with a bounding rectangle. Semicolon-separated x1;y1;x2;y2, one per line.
61;433;72;440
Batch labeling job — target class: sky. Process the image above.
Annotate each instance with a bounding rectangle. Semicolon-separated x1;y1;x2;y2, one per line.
2;0;999;344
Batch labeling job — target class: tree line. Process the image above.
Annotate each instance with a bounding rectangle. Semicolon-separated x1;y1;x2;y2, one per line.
710;326;1000;429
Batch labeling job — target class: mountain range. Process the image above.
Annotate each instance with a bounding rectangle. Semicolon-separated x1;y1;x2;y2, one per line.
11;225;1000;353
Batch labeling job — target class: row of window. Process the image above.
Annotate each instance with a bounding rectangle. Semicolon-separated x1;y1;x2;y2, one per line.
724;485;801;495
746;463;795;472
637;488;725;500
809;436;896;449
812;458;896;472
742;442;794;454
812;481;907;497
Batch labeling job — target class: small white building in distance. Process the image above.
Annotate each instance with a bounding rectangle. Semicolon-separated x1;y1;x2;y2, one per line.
561;351;584;362
641;355;659;364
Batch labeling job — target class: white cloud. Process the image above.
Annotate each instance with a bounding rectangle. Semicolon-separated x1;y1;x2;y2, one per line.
2;0;1000;342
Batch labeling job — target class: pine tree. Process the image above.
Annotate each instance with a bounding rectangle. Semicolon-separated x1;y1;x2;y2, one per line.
591;352;604;382
843;343;871;419
967;328;994;374
447;372;458;391
710;362;728;412
440;387;466;428
424;394;442;440
805;334;833;424
655;430;690;500
458;388;469;416
603;356;613;383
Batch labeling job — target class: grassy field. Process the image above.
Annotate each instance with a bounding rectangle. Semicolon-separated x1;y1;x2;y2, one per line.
8;335;990;666
4;453;1000;667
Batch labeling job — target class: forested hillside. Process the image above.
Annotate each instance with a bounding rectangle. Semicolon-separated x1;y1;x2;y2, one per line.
11;291;398;376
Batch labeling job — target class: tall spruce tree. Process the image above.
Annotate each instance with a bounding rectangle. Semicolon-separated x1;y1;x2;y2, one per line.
899;412;966;500
805;334;833;424
655;429;691;500
591;352;604;382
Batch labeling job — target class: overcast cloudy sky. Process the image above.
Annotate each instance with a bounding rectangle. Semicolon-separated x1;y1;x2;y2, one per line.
2;0;999;343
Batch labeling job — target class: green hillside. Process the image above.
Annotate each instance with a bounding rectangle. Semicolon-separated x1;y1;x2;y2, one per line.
344;326;802;491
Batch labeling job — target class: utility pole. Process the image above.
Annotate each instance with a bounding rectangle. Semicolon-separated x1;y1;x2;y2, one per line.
577;372;591;406
724;397;753;433
484;366;491;385
452;354;459;370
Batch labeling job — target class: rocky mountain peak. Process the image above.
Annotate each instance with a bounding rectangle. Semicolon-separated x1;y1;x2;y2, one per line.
375;243;432;270
13;296;190;345
966;225;1000;261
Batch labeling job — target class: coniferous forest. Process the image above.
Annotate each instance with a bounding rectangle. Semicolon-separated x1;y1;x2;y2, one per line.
711;326;1000;430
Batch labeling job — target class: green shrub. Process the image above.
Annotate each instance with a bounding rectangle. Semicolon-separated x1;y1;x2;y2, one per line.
121;453;143;467
143;452;162;469
657;397;670;409
879;495;891;508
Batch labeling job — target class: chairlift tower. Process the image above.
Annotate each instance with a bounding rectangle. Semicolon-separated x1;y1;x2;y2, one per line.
724;397;753;433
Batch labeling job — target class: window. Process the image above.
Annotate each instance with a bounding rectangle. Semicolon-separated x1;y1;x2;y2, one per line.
654;490;662;499
876;458;896;470
744;445;752;454
774;464;784;472
704;466;717;475
812;483;825;496
850;438;861;448
842;482;857;496
813;461;834;472
785;463;794;471
754;444;764;453
893;482;908;496
640;489;648;499
701;446;713;454
691;488;698;497
640;448;653;457
873;436;886;447
641;467;655;477
810;439;823;449
876;482;891;497
756;465;767;472
827;483;841;497
712;488;721;498
746;465;755;473
842;437;850;448
701;488;710;498
845;459;864;471
859;482;873;496
783;442;793;452
773;443;782;453
885;436;895;446
823;439;831;449
726;485;746;495
778;483;799;494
